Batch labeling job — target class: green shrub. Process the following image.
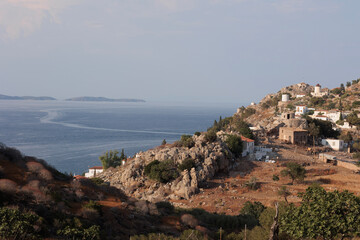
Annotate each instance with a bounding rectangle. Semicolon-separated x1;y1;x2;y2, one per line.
272;174;279;181
179;229;205;240
225;135;243;158
90;177;104;185
57;225;101;240
144;160;179;183
244;177;260;190
240;201;265;220
353;152;360;160
0;207;40;240
205;130;217;142
83;200;102;213
178;158;196;172
180;135;195;148
194;131;201;136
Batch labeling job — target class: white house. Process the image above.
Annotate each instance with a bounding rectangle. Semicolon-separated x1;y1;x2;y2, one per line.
282;94;290;102
85;166;103;178
295;105;308;115
321;139;344;151
313;110;341;123
312;115;328;121
296;94;306;98
241;136;255;157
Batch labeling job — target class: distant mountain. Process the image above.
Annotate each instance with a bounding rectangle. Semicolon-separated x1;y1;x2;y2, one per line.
65;96;146;102
0;94;56;101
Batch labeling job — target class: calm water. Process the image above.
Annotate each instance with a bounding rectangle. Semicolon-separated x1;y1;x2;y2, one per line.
0;100;241;174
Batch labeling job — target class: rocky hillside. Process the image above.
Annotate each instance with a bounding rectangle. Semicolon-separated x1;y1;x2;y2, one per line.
100;134;234;202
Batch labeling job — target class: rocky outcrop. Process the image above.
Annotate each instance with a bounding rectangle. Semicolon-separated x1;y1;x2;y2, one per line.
99;135;234;201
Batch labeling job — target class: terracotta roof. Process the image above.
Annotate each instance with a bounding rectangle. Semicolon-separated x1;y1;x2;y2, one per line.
74;175;87;179
241;136;254;142
316;84;321;87
89;166;103;170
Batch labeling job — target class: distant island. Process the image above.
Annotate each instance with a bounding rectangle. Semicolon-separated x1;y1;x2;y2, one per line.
0;94;56;101
65;96;146;103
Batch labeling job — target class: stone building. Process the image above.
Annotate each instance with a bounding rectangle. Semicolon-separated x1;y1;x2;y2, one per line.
279;127;308;145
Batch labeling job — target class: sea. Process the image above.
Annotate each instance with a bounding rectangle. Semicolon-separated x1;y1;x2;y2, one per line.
0;100;243;175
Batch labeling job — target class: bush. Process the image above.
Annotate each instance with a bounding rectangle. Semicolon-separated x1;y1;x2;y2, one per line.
178;158;195;172
205;130;217;142
57;225;101;240
0;207;40;240
194;131;201;136
225;135;243;158
244;177;260;190
90;177;104;186
240;201;265;220
180;135;195;148
280;162;306;184
83;200;102;213
272;174;279;181
144;160;179;183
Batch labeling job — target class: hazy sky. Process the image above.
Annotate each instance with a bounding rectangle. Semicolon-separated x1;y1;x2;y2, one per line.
0;0;359;103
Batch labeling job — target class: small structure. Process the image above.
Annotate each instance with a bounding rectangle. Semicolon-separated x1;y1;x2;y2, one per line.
85;166;103;178
250;102;256;106
281;94;290;102
241;136;255;157
311;84;328;97
339;121;357;130
279;127;308;145
312;115;328;121
296;94;306;98
321;139;344;151
281;112;295;120
295;105;308;115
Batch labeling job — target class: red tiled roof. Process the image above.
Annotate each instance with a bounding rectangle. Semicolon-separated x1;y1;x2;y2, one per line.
241;136;254;142
74;175;87;179
89;166;103;170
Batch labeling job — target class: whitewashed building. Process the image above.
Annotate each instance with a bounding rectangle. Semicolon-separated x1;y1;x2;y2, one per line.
282;94;290;102
321;139;344;151
295;105;308;115
85;166;103;178
241;136;255;157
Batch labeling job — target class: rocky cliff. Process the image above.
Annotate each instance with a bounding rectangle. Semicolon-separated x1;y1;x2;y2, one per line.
100;134;234;201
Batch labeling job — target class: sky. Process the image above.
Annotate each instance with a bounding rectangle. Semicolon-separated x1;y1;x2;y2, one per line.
0;0;359;103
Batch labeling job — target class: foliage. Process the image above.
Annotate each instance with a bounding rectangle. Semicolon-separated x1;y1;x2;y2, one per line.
232;117;254;140
179;229;204;240
244;176;260;190
194;131;201;136
239;201;265;220
286;103;295;110
0;207;40;240
144;160;179;183
278;186;291;203
178;158;196;172
331;88;342;95
241;108;256;119
90;177;104;185
161;139;166;145
57;225;101;240
353;152;360;160
281;185;360;239
179;135;195;148
352;101;360;108
204;129;217;142
225;135;243;158
280;162;306;184
346;111;360;126
339;131;353;143
83;200;102;213
308;97;325;107
307;122;320;146
272;174;279;181
306;117;339;138
99;149;126;169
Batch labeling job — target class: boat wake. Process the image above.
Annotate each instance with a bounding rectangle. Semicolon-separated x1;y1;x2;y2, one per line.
40;109;186;136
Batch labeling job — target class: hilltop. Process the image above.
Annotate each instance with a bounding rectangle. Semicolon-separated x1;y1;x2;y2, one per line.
0;94;56;101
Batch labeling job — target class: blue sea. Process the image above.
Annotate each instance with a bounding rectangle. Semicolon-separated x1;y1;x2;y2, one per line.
0;100;242;174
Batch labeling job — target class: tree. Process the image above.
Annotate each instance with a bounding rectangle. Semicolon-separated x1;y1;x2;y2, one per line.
277;186;291;203
240;201;265;220
204;130;217;142
225;135;243;158
346;81;351;88
339;131;352;143
340;83;345;92
280;162;306;184
180;135;195;148
99;150;121;169
281;185;360;239
161;139;167;145
308;122;320;148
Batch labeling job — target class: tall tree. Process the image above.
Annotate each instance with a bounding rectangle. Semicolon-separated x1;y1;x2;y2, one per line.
308;122;320;149
280;162;306;184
